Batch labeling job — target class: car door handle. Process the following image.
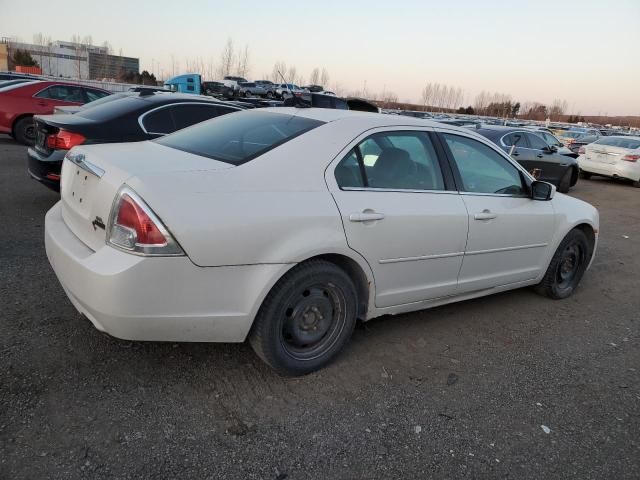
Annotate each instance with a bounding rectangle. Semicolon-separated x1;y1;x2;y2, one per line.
349;212;385;222
474;210;497;221
537;154;544;158
511;152;520;157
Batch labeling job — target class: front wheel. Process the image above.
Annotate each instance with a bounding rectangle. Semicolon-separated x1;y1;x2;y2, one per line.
535;229;591;299
580;170;592;180
249;260;358;376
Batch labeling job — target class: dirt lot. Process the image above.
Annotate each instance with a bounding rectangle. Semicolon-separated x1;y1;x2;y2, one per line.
1;135;638;479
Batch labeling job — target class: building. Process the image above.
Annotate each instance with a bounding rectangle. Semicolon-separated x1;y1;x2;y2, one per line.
2;38;138;80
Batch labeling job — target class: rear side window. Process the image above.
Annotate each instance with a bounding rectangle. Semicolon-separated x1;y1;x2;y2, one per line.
503;132;529;148
335;131;445;191
155;110;324;164
142;107;175;134
170;104;236;130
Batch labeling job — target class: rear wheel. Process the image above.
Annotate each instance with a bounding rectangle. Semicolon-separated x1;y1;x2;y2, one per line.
14;116;35;145
535;229;590;299
249;260;358;376
557;168;573;193
580;170;592;180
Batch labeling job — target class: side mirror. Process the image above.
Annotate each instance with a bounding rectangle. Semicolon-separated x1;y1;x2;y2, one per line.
542;145;555;154
531;181;555;201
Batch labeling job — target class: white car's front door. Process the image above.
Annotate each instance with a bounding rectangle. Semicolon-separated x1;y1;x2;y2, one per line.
438;132;555;292
327;130;469;308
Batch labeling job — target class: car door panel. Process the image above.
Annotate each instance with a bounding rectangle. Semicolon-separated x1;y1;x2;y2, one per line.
458;195;554;292
334;190;469;307
439;132;556;292
327;128;469;308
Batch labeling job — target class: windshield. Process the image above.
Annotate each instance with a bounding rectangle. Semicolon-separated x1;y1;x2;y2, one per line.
155;110;325;165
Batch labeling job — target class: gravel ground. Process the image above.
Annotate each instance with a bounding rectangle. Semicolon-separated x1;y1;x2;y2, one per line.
1;135;638;479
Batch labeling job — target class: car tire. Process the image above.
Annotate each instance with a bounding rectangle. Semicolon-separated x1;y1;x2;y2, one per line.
557;168;573;193
14;116;36;146
244;91;251;97
535;229;591;300
249;259;358;376
632;179;640;188
266;91;273;99
580;170;592;180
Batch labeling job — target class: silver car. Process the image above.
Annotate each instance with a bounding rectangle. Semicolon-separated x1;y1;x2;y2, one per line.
238;82;268;98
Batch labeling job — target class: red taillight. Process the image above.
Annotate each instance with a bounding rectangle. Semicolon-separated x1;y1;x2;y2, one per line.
622;154;639;162
116;194;167;245
46;130;85;150
578;146;586;155
107;188;183;256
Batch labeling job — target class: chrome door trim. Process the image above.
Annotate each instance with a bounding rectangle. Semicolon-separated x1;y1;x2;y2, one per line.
380;251;465;264
465;243;548;256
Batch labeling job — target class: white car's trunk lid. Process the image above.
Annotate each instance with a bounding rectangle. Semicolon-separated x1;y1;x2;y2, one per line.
586;144;633;165
60;141;233;252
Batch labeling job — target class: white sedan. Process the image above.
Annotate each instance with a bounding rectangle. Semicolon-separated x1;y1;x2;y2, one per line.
578;135;640;187
45;108;599;375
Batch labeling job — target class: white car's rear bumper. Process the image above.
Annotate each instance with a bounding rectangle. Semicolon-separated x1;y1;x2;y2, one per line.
578;156;640;182
45;202;288;342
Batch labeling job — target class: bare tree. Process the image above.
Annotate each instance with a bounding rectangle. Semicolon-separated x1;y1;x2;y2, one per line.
549;99;568;121
421;83;433;111
271;61;287;83
308;67;320;85
218;38;235;77
286;66;297;84
236;44;250;78
320;68;329;87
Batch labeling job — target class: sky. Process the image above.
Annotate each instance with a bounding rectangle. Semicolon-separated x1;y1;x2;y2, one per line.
1;0;638;115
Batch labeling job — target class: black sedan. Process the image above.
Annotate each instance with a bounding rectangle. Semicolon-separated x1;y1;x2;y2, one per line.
474;126;579;193
28;92;244;191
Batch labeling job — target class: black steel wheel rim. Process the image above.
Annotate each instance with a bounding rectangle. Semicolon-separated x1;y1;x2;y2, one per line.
279;282;347;361
556;242;584;289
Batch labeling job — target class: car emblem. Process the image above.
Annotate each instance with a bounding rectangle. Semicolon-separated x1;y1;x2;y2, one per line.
92;216;106;231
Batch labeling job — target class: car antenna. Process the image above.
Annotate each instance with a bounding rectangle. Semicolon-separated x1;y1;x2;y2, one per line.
277;69;309;108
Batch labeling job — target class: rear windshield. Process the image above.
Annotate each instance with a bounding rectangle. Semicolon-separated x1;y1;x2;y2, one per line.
594;137;640;149
76;95;146;121
155;110;325;165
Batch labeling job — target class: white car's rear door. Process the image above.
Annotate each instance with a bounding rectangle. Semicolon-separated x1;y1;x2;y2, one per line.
326;128;469;308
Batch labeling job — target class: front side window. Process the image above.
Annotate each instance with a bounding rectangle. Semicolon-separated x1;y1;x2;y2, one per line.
334;131;445;191
36;85;85;103
155;110;324;164
84;88;110;102
442;133;525;196
526;133;549;150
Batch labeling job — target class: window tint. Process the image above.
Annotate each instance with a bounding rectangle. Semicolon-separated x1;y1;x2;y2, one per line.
526;133;549;150
443;133;524;195
84;88;109;102
142;107;175;134
335;132;445;191
170;104;234;130
155;110;324;164
503;132;528;148
543;133;562;146
36;85;85;103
